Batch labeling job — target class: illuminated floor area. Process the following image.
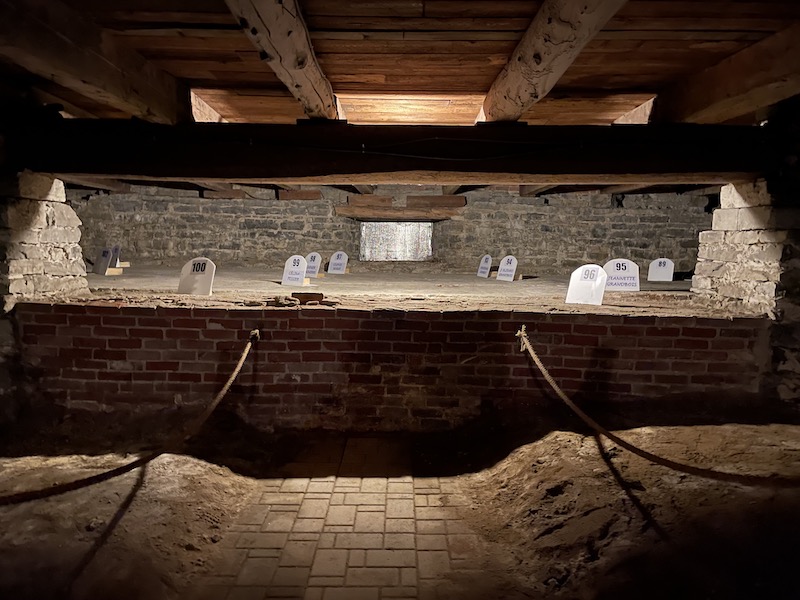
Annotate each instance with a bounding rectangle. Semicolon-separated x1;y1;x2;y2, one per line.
80;264;739;318
188;436;514;600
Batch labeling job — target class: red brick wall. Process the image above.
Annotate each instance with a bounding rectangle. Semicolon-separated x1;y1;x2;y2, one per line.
14;303;770;431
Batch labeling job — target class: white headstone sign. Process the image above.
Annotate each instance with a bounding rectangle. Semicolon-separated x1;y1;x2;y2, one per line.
93;247;113;275
305;252;322;277
603;259;640;292
476;254;492;278
647;258;675;282
327;251;348;274
110;244;122;268
282;255;308;286
178;257;216;295
496;255;518;282
565;264;607;305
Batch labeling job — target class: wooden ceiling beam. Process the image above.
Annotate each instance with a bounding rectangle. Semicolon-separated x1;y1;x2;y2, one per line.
353;185;375;194
652;23;800;124
224;0;340;119
58;175;130;193
519;184;557;196
0;0;190;124
480;0;628;122
6;120;769;186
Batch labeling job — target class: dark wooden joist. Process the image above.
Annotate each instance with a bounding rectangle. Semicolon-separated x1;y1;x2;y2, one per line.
278;189;322;201
481;0;628;122
601;184;651;194
652;23;800;124
0;0;190;124
4;119;771;186
224;0;340;119
353;185;375;194
347;195;392;208
519;184;557;196
58;175;130;193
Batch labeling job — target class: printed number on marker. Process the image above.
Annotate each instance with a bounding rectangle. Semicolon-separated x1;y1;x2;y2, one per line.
292;258;300;267
615;263;627;271
658;260;667;267
582;269;597;281
192;262;207;273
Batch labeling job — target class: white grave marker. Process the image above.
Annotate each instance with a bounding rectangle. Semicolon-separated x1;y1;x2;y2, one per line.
93;247;113;275
110;244;122;268
281;255;308;286
565;264;607;305
603;258;640;292
327;251;348;274
496;255;518;282
305;252;322;278
476;254;492;278
178;257;216;295
647;258;675;282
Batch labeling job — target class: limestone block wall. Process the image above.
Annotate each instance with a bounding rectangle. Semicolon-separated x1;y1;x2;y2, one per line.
0;172;87;305
72;185;711;275
70;185;359;267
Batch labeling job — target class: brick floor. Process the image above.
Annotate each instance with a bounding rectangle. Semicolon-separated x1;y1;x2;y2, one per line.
185;436;498;600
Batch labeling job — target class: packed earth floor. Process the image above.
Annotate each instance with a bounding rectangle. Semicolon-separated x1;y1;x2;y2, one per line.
2;403;800;600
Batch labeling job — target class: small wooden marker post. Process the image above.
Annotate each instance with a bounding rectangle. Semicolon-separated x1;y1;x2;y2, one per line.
496;255;518;282
305;252;322;278
178;257;216;295
647;258;675;282
566;264;607;305
281;255;309;286
476;254;492;278
327;251;349;274
603;259;640;291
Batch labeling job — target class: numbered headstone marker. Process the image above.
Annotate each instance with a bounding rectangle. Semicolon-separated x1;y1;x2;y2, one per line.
178;257;216;296
327;251;349;275
603;258;640;292
647;258;675;282
476;254;492;278
305;252;322;278
93;247;113;275
496;255;518;282
565;264;607;305
281;255;308;286
110;244;122;268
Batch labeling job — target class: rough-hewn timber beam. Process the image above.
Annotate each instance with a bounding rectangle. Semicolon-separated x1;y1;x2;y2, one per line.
58;175;130;192
5;120;769;186
0;0;190;124
480;0;627;122
224;0;340;119
652;23;800;124
519;184;556;196
353;185;375;194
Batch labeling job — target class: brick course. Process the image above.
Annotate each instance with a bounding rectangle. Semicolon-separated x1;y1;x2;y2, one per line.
15;303;770;431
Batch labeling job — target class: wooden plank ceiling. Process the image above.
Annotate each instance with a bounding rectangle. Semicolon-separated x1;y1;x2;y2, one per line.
17;0;800;125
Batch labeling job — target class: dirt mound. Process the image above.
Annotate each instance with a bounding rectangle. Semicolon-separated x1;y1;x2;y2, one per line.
463;424;800;599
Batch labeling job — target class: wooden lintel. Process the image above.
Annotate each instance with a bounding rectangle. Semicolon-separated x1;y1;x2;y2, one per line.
441;185;460;195
601;184;650;194
519;184;556;196
336;206;461;221
191;92;226;123
352;185;375;194
57;175;129;192
481;0;628;122
406;195;466;208
653;23;800;124
224;0;339;119
278;189;322;200
197;180;234;192
7;120;770;186
0;0;190;124
347;195;392;207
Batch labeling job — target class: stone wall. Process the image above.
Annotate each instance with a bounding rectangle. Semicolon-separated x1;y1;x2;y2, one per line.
16;303;770;432
72;185;711;275
435;189;711;274
70;185;360;267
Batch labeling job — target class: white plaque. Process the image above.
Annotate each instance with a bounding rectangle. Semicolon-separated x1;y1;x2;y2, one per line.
305;252;322;277
282;255;308;286
496;255;518;282
647;258;675;282
603;259;640;292
178;257;216;295
110;244;122;268
93;247;113;275
566;264;607;305
327;251;348;274
476;254;492;278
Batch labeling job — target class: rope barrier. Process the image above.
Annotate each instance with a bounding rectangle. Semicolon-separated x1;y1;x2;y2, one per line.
0;329;261;506
516;324;800;489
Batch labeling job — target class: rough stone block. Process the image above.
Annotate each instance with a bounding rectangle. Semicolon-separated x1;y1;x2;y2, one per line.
698;230;724;244
0;172;65;202
720;180;770;209
737;206;772;230
712;209;739;231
